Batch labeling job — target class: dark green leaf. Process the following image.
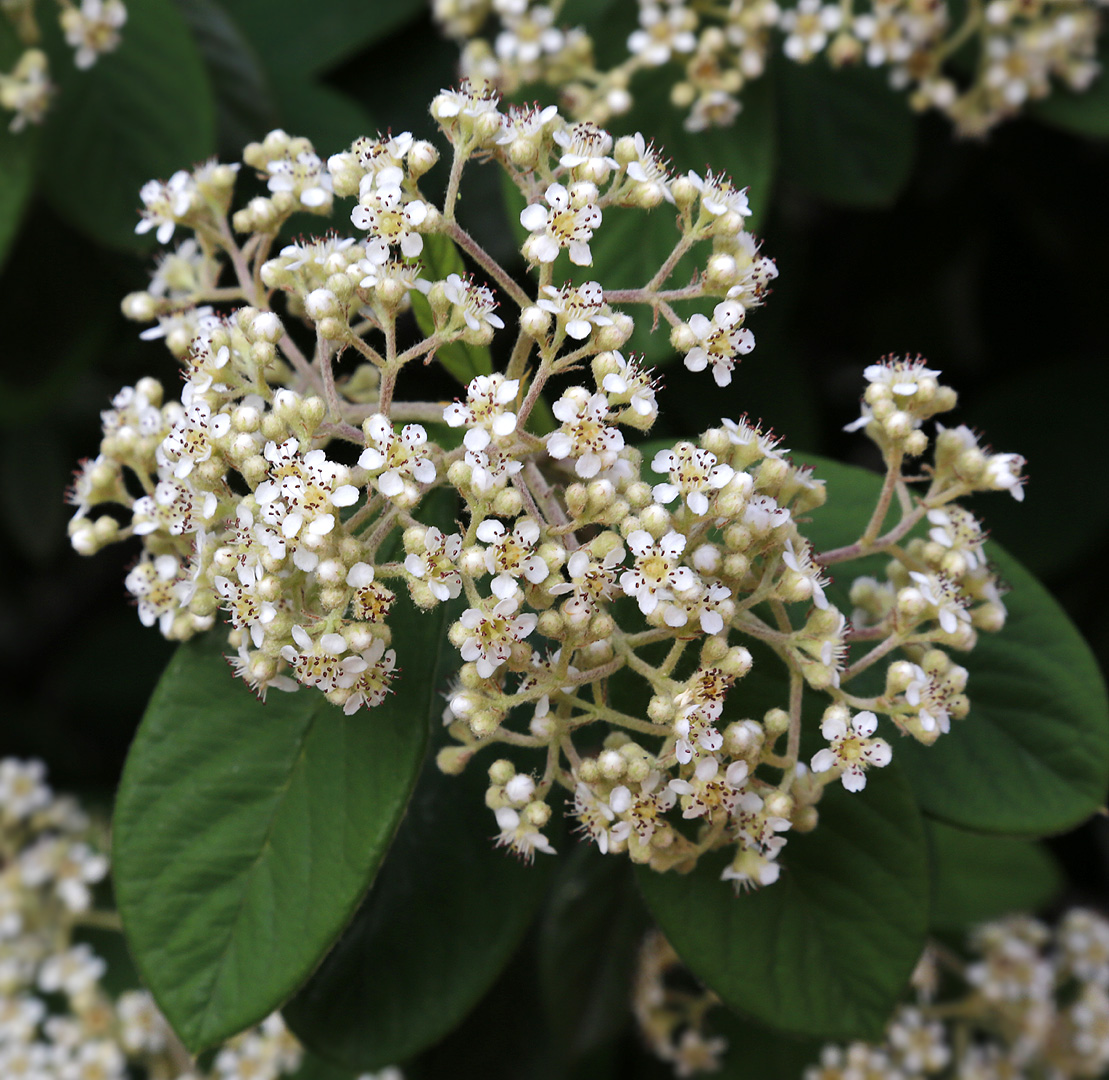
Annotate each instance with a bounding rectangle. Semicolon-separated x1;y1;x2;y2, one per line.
410;232;495;386
285;663;554;1071
220;0;427;76
174;0;280;158
1031;37;1109;138
113;593;447;1052
799;453;1109;835
927;820;1063;932
539;844;647;1059
774;59;915;206
41;0;216;250
636;764;929;1041
269;78;376;161
714;1012;823;1079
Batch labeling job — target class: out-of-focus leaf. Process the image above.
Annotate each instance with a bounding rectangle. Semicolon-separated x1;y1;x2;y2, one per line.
41;0;216;249
269;77;375;161
637;764;929;1042
113;591;445;1052
410;233;495;386
775;59;915;206
539;844;647;1059
220;0;427;76
285;655;555;1071
927;820;1063;931
174;0;280;157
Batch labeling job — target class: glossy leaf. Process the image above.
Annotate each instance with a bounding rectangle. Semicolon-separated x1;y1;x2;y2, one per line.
41;0;216;250
220;0;427;76
637;764;929;1041
112;593;448;1052
285;635;554;1071
410;233;495;386
927;820;1063;932
175;0;280;156
774;59;915;206
802;454;1109;835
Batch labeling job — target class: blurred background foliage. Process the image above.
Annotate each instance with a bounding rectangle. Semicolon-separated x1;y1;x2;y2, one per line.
0;0;1106;1073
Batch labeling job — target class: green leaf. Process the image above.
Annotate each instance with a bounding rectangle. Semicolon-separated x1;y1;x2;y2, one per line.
1031;38;1109;138
174;0;280;158
800;453;1109;835
284;667;554;1071
112;593;448;1053
40;0;216;250
774;59;915;206
409;233;495;386
220;0;427;76
269;77;376;161
926;820;1063;932
636;764;929;1042
538;844;647;1060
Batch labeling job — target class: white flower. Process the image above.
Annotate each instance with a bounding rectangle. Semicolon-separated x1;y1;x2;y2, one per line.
547;388;625;478
359;416;436;501
780;0;842;60
689;170;752;219
456;597;537;678
442;273;505;334
495;5;565;65
61;0;126;71
600;352;659;423
476;517;551;599
572;782;633;854
536;281;612;340
520;183;601;266
135;169;196;244
781;537;830;609
404;527;464;602
682;300;754;387
552;121;617;181
493;806;555;861
0;759;52;821
651;443;735;516
351;179;428;261
620;133;674;205
267;148;333;210
125;553;189;634
444;374;520;452
627;3;698;65
908;570;971;635
37;943;106;999
215;566;278;649
669;757;749;819
620;530;698;616
549;545;625;617
810;707;891;791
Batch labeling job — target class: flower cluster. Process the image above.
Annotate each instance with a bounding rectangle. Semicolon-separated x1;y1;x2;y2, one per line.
0;756;372;1080
70;86;1024;890
434;0;1106;136
0;0;126;133
805;911;1109;1080
633;910;1109;1078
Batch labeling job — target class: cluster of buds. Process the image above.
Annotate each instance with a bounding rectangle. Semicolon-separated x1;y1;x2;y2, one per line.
0;757;321;1080
69;84;1025;891
0;0;126;133
434;0;1106;136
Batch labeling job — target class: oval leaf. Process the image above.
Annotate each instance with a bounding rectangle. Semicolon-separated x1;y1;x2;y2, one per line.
774;59;915;206
40;0;216;249
113;593;448;1052
802;454;1109;835
636;763;929;1042
285;685;554;1071
927;820;1063;932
